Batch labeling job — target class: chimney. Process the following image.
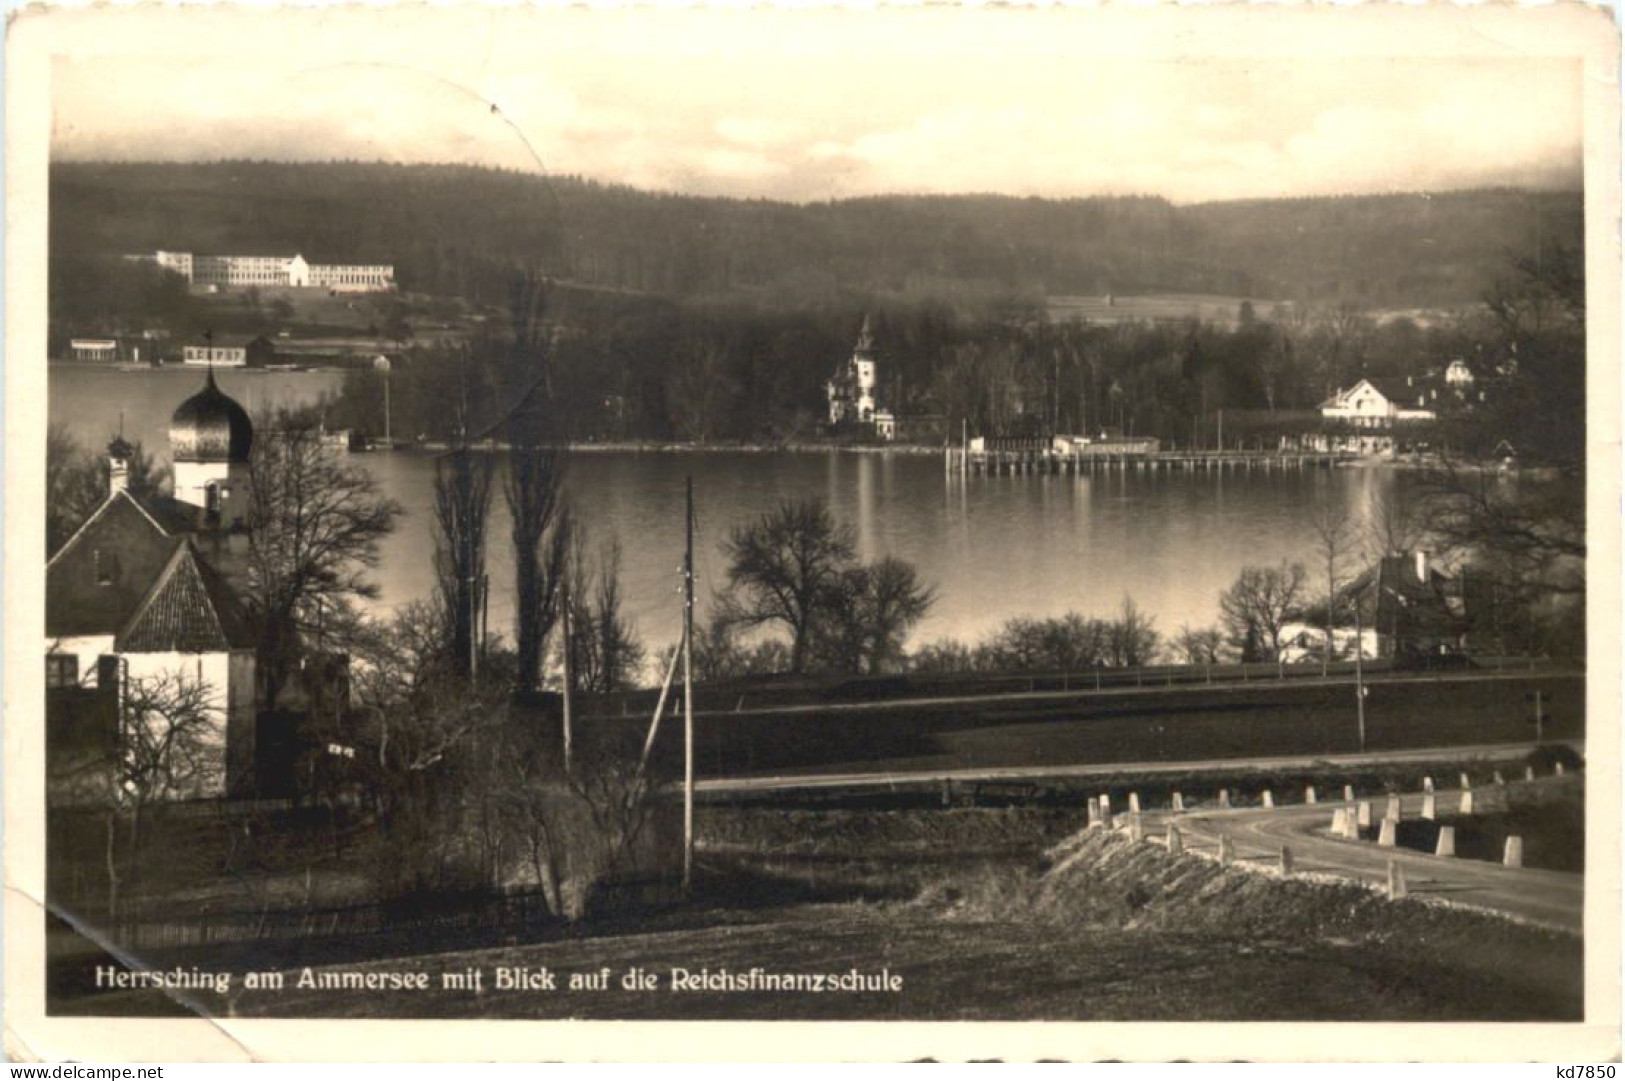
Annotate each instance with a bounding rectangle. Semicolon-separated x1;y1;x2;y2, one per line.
1413;549;1429;582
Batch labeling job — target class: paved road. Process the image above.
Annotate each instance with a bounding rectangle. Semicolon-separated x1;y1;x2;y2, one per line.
1157;780;1584;933
697;740;1581;794
664;666;1577;721
696;743;1585;933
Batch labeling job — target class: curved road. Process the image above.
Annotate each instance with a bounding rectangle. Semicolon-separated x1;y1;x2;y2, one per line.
694;741;1585;934
1157;780;1584;933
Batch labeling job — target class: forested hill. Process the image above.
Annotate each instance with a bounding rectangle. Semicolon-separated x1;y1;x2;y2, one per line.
50;161;1581;309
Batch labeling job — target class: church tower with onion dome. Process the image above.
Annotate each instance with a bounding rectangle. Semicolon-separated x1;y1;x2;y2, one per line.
169;368;254;527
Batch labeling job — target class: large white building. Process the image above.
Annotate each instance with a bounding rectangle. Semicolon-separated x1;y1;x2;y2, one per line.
308;262;396;291
132;250;396;292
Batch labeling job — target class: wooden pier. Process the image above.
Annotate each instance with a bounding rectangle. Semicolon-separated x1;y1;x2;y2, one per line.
946;447;1346;475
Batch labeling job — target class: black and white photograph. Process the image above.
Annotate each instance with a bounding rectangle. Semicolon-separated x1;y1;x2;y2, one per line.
7;3;1619;1062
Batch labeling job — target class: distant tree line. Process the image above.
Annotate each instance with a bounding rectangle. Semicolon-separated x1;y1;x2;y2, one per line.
325;281;1562;453
52;161;1579;308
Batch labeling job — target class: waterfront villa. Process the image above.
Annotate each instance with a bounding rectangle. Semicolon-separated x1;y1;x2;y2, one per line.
827;316;881;430
1317;378;1438;429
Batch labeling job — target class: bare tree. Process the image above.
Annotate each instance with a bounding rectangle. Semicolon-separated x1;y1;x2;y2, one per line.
47;423;105;554
349;602;506;896
349;599;657;917
1367;487;1426;558
47;425;166;555
564;533;647;694
1419;464;1585;655
1308;501;1358;674
1106;595;1161;667
245;410;402;710
433;442;495;680
100;670;222;916
721;499;857;674
668;340;735;443
666;614;794;682
507;448;569;691
1219;562;1307;663
812;556;937;675
1421;465;1584;596
503;269;571;692
977;613;1107;672
1171;625;1225;666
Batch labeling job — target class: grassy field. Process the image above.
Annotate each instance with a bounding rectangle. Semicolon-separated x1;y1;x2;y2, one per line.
53;806;1581;1021
673;673;1584;780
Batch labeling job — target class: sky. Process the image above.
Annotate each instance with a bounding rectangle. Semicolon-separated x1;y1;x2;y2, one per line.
50;14;1584;205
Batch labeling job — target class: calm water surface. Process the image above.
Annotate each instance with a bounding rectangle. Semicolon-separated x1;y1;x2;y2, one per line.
51;367;1405;655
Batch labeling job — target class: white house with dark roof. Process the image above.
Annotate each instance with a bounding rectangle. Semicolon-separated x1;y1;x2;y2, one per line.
1318;377;1438;429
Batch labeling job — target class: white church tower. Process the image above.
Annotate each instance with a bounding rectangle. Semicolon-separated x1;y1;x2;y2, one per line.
827;315;880;425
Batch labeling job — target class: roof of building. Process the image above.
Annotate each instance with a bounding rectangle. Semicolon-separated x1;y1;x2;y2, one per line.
1319;376;1441;413
1374;554;1462;638
47;486;253;650
137;490;215;535
118;540;254;652
170;370;254;464
1363;378;1415;404
48;491;185;637
186;334;271;350
200;252;303;261
853;314;876;359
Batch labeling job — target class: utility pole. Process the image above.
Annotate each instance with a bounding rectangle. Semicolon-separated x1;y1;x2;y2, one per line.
373;354;392;447
1353;587;1367;752
1051;348;1060;435
465;471;479;683
682;476;696;893
561;575;573;774
479;573;490;676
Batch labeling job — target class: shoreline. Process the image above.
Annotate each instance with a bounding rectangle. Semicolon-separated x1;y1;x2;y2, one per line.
49;365;1534;474
398;441;1532;473
561;441;943;456
391;439;946;456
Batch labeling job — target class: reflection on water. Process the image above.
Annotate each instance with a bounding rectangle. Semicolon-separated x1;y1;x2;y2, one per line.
51;367;1407;657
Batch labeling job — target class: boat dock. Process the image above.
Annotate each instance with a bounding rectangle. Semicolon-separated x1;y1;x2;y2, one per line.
947;447;1347;475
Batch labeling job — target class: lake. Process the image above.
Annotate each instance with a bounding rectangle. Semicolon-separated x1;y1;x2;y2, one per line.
50;366;1407;657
